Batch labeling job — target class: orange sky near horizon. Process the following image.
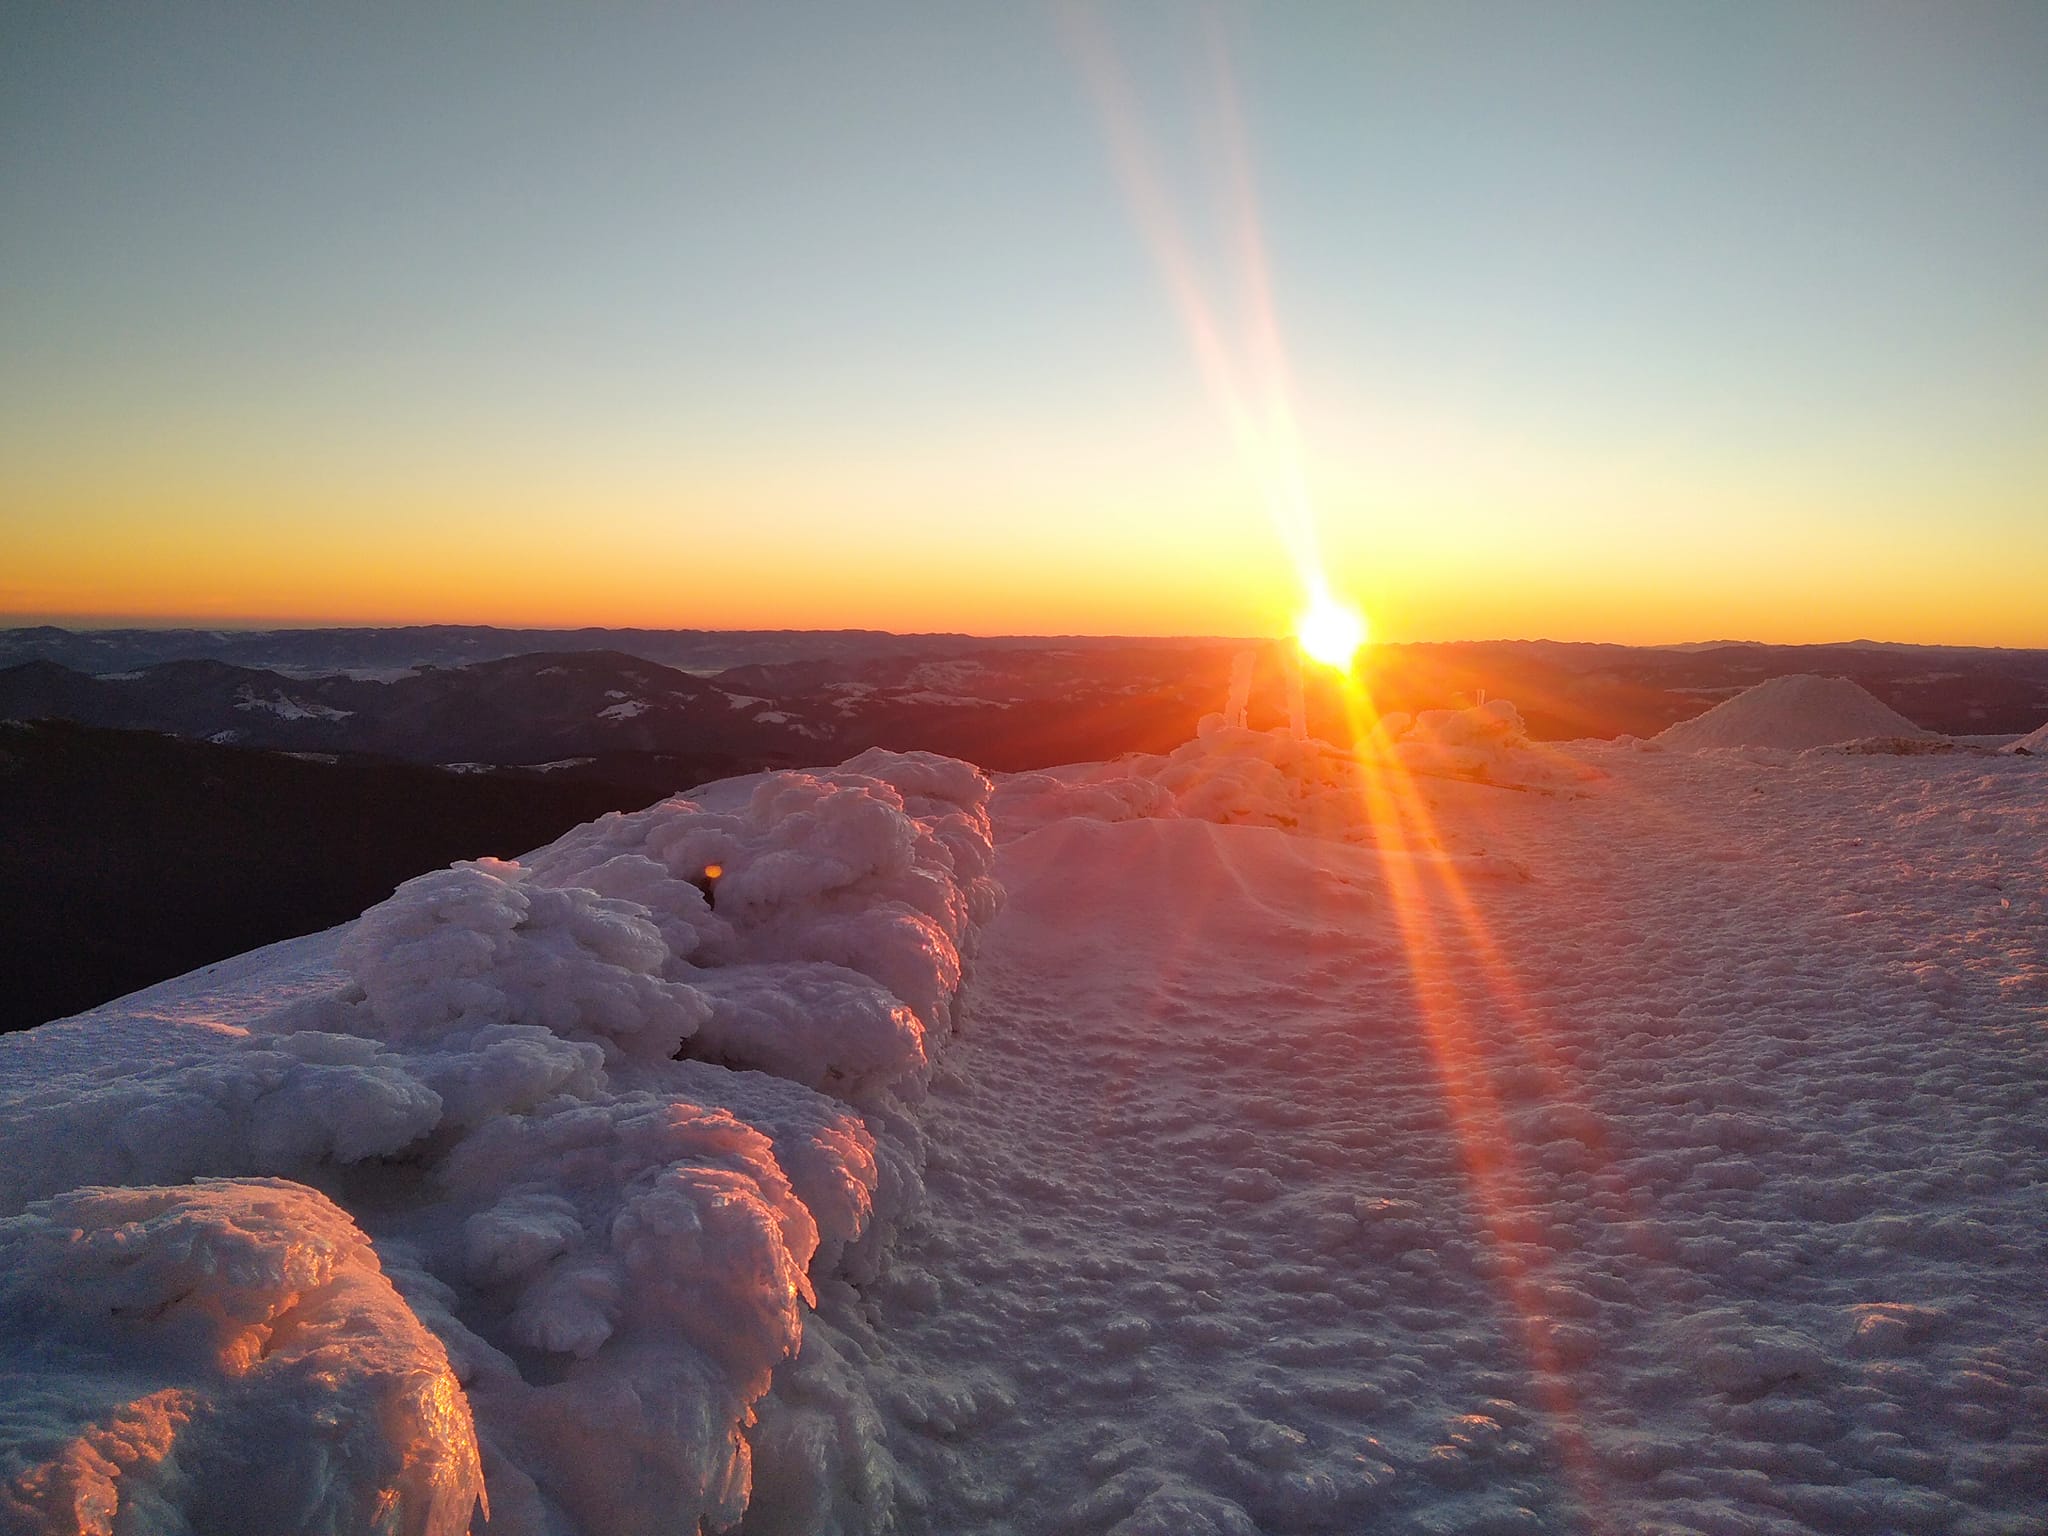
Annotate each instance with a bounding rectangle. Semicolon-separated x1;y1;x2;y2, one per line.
6;449;2044;648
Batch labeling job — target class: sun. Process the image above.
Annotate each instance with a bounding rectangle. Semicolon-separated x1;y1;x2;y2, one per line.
1296;590;1368;670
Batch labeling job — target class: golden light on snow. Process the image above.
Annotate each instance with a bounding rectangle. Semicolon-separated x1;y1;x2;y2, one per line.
1295;591;1367;671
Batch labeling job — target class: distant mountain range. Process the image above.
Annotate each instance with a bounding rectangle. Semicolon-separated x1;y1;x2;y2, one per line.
0;623;1215;678
0;719;674;1033
0;640;1245;774
4;629;2047;770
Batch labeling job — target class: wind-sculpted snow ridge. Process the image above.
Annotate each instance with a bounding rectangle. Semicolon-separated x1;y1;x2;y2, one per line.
0;749;1000;1536
994;699;1596;848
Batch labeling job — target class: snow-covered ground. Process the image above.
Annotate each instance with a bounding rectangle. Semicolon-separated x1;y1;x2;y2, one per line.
2;707;2045;1535
855;740;2047;1536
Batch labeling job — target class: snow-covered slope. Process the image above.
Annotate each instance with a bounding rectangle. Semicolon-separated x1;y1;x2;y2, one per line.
1656;674;1932;752
4;722;2045;1535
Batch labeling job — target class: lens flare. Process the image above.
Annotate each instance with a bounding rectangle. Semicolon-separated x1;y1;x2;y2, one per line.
1296;590;1367;670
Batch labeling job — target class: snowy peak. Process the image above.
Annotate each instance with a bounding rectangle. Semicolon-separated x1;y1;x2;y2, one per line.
1655;673;1933;751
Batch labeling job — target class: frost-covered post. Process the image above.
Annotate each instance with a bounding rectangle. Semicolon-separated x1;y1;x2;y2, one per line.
1226;649;1256;729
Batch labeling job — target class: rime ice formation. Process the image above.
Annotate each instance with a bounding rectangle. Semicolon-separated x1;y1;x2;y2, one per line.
5;723;2047;1536
0;750;999;1536
0;1179;482;1536
1654;673;1932;752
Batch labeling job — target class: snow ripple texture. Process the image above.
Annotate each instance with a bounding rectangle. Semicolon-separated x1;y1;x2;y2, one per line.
865;741;2046;1536
0;749;1000;1535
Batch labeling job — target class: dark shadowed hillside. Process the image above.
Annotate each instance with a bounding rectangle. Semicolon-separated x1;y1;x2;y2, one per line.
0;722;739;1032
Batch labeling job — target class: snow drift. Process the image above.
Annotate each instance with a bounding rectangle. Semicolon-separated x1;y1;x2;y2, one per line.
1655;674;1932;752
0;749;999;1535
994;699;1596;846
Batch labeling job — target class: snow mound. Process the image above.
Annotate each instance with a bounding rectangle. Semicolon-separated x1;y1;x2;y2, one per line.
993;701;1594;845
0;749;1000;1535
2003;719;2048;755
1657;674;1932;751
0;1178;482;1536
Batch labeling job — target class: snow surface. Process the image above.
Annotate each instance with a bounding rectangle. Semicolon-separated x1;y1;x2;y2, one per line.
4;722;2046;1534
1656;675;1931;752
995;701;1597;851
2003;720;2048;755
859;742;2047;1536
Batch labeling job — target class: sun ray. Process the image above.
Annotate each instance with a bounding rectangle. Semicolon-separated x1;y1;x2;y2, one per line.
1061;17;1628;1520
1057;4;1335;624
1316;672;1624;1528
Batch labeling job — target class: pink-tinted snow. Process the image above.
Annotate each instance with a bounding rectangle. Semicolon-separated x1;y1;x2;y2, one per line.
846;742;2047;1536
2;728;2044;1536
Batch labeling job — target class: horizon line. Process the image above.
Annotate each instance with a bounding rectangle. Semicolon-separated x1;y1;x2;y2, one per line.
3;617;2044;655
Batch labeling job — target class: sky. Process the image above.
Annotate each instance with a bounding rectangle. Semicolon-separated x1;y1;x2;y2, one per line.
3;1;2045;645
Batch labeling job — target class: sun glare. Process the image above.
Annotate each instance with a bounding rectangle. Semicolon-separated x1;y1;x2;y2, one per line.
1296;591;1368;670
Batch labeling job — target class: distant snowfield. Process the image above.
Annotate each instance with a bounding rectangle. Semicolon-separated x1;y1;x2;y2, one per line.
232;684;355;722
2;711;2045;1535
